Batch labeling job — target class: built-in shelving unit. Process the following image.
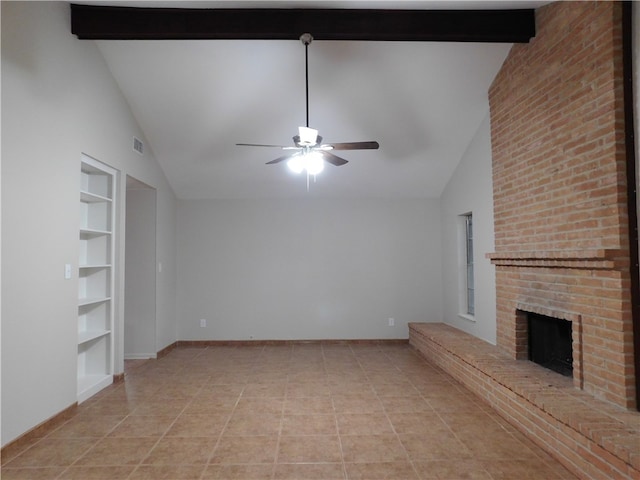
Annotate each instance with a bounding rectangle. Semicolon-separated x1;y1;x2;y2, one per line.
78;156;116;403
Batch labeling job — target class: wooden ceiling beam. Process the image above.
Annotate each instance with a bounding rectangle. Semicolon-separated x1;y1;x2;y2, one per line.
70;4;535;43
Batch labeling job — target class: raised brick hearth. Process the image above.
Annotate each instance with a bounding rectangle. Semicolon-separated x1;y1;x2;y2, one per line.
488;1;636;409
409;323;640;480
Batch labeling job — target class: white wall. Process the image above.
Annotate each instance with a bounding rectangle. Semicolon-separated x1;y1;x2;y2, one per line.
1;2;177;446
177;198;442;340
439;113;497;344
125;184;157;359
155;185;178;352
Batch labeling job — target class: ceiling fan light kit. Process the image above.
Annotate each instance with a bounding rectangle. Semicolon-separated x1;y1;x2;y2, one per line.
288;151;324;175
236;33;379;188
297;126;319;146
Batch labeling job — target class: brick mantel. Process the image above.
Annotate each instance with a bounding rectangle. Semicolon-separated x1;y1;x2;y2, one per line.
487;249;627;269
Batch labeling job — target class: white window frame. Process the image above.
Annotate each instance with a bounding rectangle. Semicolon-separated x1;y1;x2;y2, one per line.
457;212;475;321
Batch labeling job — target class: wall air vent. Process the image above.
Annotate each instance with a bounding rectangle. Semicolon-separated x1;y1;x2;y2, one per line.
133;137;144;155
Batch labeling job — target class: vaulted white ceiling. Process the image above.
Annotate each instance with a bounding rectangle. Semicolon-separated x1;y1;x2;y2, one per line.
93;1;543;199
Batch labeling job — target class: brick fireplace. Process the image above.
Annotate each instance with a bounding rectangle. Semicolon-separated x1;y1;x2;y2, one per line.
410;3;638;478
487;1;636;409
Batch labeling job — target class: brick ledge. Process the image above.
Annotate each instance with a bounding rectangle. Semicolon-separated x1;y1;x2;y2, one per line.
409;322;640;480
486;249;626;269
486;248;624;260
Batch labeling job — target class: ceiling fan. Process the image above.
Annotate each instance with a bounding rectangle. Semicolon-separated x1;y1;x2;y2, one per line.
236;33;379;177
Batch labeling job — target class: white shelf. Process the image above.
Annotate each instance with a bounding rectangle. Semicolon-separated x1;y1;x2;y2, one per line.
77;374;113;404
78;329;111;345
78;296;111;307
81;190;112;203
80;228;111;237
79;264;111;270
80;232;111;266
81;162;112;199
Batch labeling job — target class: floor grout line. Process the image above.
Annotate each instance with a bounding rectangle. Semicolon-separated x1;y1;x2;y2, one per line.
2;344;578;480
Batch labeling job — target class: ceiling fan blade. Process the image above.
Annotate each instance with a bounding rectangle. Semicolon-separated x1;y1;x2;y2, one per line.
322;151;349;166
327;141;380;151
236;143;288;148
266;153;296;165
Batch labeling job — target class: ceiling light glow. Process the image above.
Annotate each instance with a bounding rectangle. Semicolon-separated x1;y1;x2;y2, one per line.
287;151;324;176
287;155;305;174
305;151;324;175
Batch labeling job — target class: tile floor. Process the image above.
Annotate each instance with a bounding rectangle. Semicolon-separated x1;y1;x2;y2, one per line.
2;343;577;479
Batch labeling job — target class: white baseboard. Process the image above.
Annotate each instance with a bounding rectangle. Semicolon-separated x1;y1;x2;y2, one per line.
124;353;157;360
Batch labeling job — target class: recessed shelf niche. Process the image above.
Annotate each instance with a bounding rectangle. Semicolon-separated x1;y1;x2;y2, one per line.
77;155;117;403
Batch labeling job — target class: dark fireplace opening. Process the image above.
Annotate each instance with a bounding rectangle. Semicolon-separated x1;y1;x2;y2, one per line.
528;312;573;377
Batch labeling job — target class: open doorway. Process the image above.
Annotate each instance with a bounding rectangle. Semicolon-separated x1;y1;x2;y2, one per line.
124;176;157;359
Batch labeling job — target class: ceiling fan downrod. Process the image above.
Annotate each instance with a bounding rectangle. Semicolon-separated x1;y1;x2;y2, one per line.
300;33;313;129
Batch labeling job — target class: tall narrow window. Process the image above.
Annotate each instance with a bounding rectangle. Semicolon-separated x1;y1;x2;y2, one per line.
464;214;474;315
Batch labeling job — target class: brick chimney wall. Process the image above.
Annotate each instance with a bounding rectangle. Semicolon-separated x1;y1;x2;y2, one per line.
488;1;635;408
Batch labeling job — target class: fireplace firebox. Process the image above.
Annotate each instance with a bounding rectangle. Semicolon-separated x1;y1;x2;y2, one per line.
527;312;573;377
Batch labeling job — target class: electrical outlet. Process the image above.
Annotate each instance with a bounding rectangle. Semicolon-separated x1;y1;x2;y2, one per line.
200;318;207;328
388;317;395;326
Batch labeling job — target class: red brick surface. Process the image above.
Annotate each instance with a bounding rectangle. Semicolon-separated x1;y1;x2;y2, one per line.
488;1;635;408
409;323;640;480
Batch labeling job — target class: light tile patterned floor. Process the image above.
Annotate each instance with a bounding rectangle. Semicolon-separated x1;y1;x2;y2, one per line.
2;343;577;479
